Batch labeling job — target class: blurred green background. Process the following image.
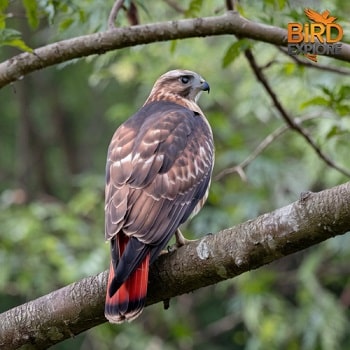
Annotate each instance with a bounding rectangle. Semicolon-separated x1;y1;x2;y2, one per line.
1;1;350;349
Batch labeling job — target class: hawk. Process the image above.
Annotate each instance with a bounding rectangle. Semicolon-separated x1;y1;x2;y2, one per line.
104;69;214;323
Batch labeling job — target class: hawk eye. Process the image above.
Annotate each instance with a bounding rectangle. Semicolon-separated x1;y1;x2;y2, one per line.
180;76;191;84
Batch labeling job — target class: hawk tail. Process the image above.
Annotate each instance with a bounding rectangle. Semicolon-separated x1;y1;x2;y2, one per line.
105;238;150;323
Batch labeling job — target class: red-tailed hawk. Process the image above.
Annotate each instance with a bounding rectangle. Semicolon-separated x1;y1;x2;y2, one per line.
104;69;214;323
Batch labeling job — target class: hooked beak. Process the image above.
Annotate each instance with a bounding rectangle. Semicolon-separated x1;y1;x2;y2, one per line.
201;81;210;94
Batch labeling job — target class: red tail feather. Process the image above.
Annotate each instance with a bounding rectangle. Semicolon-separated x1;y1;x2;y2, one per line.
105;236;150;323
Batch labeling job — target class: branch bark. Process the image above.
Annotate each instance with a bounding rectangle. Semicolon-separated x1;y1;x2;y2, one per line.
1;11;350;89
1;181;349;349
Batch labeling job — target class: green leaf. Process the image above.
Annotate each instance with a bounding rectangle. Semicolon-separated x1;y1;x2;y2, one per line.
222;39;250;68
277;0;287;10
282;62;296;75
338;85;350;100
0;0;8;11
0;27;21;40
169;39;178;54
264;0;287;10
1;38;33;51
0;13;5;29
59;17;74;31
300;96;330;109
0;0;8;29
336;104;350;116
185;0;203;18
318;84;333;98
22;0;39;29
0;28;32;51
325;125;344;140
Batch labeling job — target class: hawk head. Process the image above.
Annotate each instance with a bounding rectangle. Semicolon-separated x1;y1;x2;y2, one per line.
145;69;210;106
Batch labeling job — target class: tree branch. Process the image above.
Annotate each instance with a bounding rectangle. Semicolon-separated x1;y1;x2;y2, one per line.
1;11;350;89
214;115;323;181
107;0;126;29
1;181;349;349
244;48;350;178
277;47;350;76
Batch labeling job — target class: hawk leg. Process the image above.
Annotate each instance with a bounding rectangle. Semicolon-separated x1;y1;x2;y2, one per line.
174;228;196;247
161;229;197;255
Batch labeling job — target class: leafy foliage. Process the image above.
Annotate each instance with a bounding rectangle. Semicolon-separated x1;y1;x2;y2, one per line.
22;0;39;29
222;39;251;68
0;0;350;349
185;0;204;18
0;28;32;51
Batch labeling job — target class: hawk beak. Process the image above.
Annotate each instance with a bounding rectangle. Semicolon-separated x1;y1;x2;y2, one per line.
201;81;210;94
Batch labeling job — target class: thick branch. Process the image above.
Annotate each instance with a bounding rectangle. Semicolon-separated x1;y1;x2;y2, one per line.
1;11;350;89
0;181;349;349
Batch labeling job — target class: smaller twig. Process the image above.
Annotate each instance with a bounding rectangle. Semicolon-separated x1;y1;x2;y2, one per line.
108;0;125;30
215;124;287;181
215;115;321;181
277;47;350;76
244;48;350;178
260;59;280;70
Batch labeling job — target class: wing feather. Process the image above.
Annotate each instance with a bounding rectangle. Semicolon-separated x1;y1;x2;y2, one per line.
105;101;214;255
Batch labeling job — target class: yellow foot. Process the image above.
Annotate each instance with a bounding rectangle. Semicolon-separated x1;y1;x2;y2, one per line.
167;229;197;253
163;229;198;254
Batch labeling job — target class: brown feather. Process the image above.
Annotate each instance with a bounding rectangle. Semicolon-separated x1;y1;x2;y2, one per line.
105;69;214;323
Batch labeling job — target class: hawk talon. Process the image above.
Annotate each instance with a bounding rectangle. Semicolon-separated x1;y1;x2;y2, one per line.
166;242;184;253
167;245;175;253
163;298;170;310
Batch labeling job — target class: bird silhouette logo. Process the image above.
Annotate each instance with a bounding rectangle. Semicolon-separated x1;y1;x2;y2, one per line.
304;9;337;25
303;9;340;62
